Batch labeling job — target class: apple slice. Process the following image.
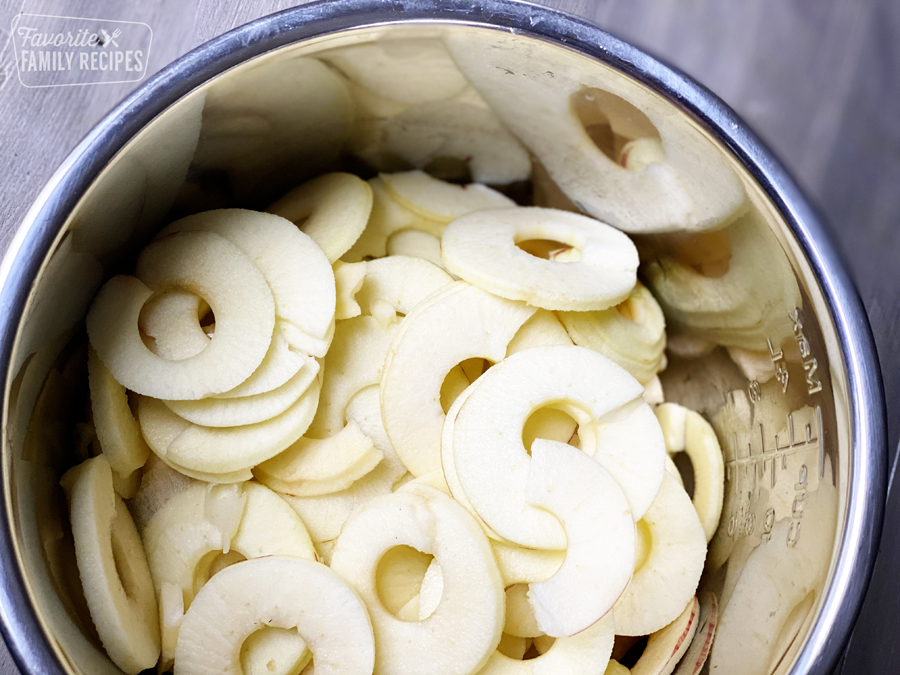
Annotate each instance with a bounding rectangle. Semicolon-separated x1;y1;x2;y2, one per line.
330;485;504;675
447;31;746;233
506;310;573;355
643;375;665;406
130;454;194;531
606;660;631;675
112;467;141;500
631;596;699;675
345;385;409;484
382;101;531;184
158;209;335;352
442;207;638;312
138;290;209;361
382;281;537;477
387;229;445;269
505;584;543;638
613;474;706;636
654;403;724;542
526;440;635;637
174;557;375;675
255;420;383;497
88;240;275;400
476;614;614;675
672;593;717;675
158;582;183;672
343;176;445;262
491;540;565;587
215;322;310;399
136;377;320;475
333;260;368;320
451;346;663;548
60;456;159;674
382;170;514;224
356;255;454;319
559;282;666;384
163;355;318;428
87;346;150;477
266;172;373;263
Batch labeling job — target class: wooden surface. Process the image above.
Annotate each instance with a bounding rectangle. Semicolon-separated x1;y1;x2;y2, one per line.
1;0;898;672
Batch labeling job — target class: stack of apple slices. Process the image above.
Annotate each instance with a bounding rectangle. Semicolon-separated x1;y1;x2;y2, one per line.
62;170;725;675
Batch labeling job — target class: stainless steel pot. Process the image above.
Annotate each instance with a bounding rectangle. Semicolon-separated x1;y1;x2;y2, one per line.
0;1;885;674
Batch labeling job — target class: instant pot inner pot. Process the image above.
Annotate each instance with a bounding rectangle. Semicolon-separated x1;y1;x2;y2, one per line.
6;23;848;675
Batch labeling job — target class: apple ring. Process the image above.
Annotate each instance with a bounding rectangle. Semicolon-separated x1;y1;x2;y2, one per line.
506;310;572;355
447;32;746;233
451;345;664;549
330;485;504;675
267;172;373;263
491;540;564;587
630;596;699;675
387;230;445;269
88;234;275;400
158;209;335;354
559;282;666;384
654;403;725;542
163;355;319;428
382;171;514;224
138;290;210;361
174;556;374;675
476;614;614;675
216;322;311;399
612;473;706;636
441;207;638;311
137;377;320;476
60;456;159;674
355;256;454;319
383;282;537;477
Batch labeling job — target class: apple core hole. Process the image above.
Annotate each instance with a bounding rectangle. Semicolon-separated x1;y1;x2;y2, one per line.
515;239;582;263
522;642;542;660
667;230;733;279
239;627;309;675
571;87;661;169
192;549;247;597
440;358;490;414
200;308;216;337
533;636;556;656
376;545;435;620
673;452;696;500
521;407;580;454
620;636;648;668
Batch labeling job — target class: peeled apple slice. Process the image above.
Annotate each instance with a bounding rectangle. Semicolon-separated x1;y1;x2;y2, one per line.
654;403;725;542
330;485;504;675
266;172;373;263
447;32;746;233
672;593;717;675
158;209;335;351
137;378;320;475
382;282;537;477
60;456;159;674
163;356;319;428
87;347;151;477
345;385;409;485
505;584;542;638
174;556;375;675
88;234;275;400
451;346;664;548
387;230;444;268
138;290;209;361
355;255;454;318
559;282;666;383
613;473;707;636
491;540;564;587
442;207;638;311
506;310;573;355
333;260;367;320
476;614;614;675
631;596;699;675
526;440;635;637
381;170;514;223
215;323;310;399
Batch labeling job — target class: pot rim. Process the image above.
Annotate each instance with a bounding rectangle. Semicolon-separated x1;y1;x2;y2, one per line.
0;1;885;673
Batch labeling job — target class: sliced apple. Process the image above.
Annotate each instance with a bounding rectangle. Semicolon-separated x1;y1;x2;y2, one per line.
87;346;150;478
130;454;194;532
88;240;275;400
526;440;635;637
60;456;159;674
387;229;445;269
215;322;310;399
654;403;724;542
255;420;382;497
266;172;373;262
447;32;746;233
382;281;537;477
382;170;514;224
163;355;318;428
138;290;209;361
613;474;706;636
506;310;573;355
606;660;632;675
333;260;368;320
280;318;335;360
158;582;183;672
490;540;565;587
158;209;335;351
476;614;614;675
442;207;638;312
643;375;665;406
451;346;663;548
356;255;454;318
137;377;320;475
112;468;141;500
382;101;531;184
345;385;409;485
672;593;717;675
505;584;543;638
330;486;504;675
631;596;699;675
559;282;666;383
174;557;374;675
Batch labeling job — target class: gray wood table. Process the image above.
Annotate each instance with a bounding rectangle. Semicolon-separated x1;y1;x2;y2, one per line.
1;0;898;672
